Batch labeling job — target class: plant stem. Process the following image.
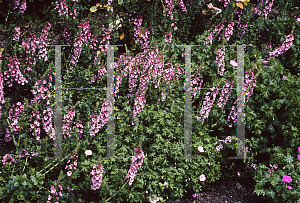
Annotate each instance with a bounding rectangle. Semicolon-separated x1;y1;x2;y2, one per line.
105;178;129;202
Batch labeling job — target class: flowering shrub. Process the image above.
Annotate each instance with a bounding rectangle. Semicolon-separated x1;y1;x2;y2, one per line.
0;0;299;202
253;146;300;202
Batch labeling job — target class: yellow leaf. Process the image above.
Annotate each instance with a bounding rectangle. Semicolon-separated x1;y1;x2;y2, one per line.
90;6;97;12
120;33;124;40
202;10;208;15
236;2;243;9
138;27;145;37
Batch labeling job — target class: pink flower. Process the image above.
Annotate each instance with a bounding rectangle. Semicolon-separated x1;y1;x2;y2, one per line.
297;18;300;22
237;172;240;176
298;147;300;152
287;185;293;190
298;155;300;161
192;193;197;197
282;175;292;183
283;76;287;80
230;60;238;67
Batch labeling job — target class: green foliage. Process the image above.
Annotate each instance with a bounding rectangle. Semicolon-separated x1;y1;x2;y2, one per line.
0;0;299;202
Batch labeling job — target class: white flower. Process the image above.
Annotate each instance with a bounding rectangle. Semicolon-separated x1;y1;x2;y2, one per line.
199;174;206;182
85;150;92;156
235;0;244;2
198;146;204;153
67;171;72;177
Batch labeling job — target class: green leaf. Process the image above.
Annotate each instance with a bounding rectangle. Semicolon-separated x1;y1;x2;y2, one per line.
102;18;114;24
225;3;234;14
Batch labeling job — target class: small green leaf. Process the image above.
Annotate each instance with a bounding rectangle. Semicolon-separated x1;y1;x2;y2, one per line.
102;18;114;24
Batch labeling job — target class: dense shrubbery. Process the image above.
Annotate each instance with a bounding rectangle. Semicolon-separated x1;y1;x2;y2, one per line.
0;0;299;202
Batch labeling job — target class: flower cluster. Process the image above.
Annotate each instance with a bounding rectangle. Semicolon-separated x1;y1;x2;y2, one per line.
18;148;39;160
223;22;235;41
263;163;278;178
216;80;233;110
69;20;91;69
268;34;294;59
178;0;187;13
164;0;174;20
12;0;27;14
215;136;233;151
244;69;257;103
54;0;69;17
12;0;20;10
62;108;75;138
112;47;182;125
48;181;63;203
63;26;73;45
29;110;41;141
204;30;213;45
13;27;21;42
208;3;222;14
107;0;113;12
4;102;25;142
190;68;203;98
90;65;107;84
197;87;219;124
2;154;15;165
19;0;27;14
124;148;145;186
4;58;28;87
21;33;37;68
164;32;172;44
149;195;163;203
219;0;230;7
65;155;78;178
132;16;151;49
37;22;51;62
262;0;274;19
89;98;113;139
90;164;103;190
42;106;55;141
216;46;225;75
0;71;5;119
62;107;84;139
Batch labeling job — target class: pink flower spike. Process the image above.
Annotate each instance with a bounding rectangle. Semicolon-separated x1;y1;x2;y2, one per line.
282;175;292;183
297;155;300;161
230;60;238;67
287;185;293;190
